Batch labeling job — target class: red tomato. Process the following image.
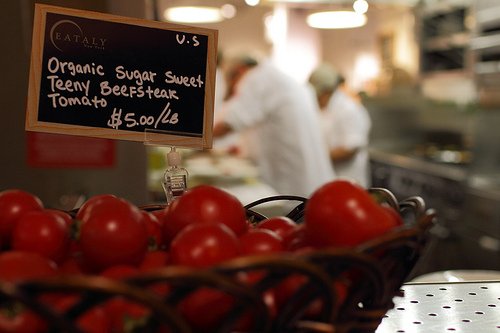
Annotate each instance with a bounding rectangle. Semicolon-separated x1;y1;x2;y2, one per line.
100;265;149;333
0;251;57;282
79;197;143;223
239;229;284;256
67;238;82;259
282;224;311;251
75;306;110;333
150;208;166;224
11;210;70;263
138;251;171;297
52;294;110;333
170;223;240;268
235;272;278;325
256;216;297;240
178;288;234;332
178;284;272;333
273;274;324;319
162;185;247;245
75;194;118;222
139;250;169;272
333;280;349;308
381;204;404;226
304;180;400;247
0;189;43;246
58;256;88;276
0;309;47;333
141;211;163;251
45;209;73;226
79;199;148;272
100;265;139;279
274;276;348;318
104;297;149;333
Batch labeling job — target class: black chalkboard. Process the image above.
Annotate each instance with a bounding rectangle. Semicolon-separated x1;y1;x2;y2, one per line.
26;4;218;149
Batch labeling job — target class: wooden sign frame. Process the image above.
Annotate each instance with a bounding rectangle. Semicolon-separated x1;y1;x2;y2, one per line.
26;4;218;149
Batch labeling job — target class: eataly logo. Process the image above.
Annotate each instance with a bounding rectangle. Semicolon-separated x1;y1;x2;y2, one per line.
50;19;107;51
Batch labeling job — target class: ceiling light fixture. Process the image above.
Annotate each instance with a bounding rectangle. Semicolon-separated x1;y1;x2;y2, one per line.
353;0;369;14
164;6;225;24
221;4;237;19
307;11;367;29
245;0;260;6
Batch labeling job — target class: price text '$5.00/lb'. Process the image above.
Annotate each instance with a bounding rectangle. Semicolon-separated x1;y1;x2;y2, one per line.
107;102;178;130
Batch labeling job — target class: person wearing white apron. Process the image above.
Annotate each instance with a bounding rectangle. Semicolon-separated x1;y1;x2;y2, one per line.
309;63;372;188
213;56;335;197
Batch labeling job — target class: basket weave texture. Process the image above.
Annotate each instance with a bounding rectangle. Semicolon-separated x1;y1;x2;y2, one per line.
0;188;436;333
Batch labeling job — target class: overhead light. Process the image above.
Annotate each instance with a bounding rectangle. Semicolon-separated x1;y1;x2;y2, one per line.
307;11;367;29
221;4;237;19
245;0;260;6
353;0;369;14
266;0;330;2
164;6;224;24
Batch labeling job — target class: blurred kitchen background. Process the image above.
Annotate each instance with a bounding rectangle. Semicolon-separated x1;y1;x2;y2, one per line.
1;0;499;276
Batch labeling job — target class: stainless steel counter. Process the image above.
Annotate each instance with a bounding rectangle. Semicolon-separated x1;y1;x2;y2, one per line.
466;174;500;200
369;148;468;182
369;146;500;276
376;281;500;333
368;147;467;223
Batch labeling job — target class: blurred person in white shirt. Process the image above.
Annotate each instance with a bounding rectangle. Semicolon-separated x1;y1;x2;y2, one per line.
309;63;372;187
213;55;335;197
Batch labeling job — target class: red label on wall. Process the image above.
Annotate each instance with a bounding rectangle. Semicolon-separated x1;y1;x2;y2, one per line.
27;132;115;168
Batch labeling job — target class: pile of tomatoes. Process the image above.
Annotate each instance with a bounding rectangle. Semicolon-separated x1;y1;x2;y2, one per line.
0;180;403;333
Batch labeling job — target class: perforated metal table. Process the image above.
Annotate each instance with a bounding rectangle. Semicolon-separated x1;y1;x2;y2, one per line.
376;281;500;333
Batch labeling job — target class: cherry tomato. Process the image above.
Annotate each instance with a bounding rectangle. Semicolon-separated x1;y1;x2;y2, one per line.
304;180;400;247
67;238;82;259
58;256;88;276
141;211;163;251
139;250;169;272
79;199;148;272
104;298;148;333
101;266;149;333
75;194;118;222
333;280;349;309
0;309;47;333
282;224;311;251
150;208;167;223
100;265;139;279
179;283;273;333
239;229;284;256
80;197;143;223
52;294;110;333
381;204;404;226
75;306;110;333
170;223;240;268
138;250;171;297
162;185;247;245
235;272;278;326
0;251;57;282
273;274;324;319
11;210;70;263
273;271;348;317
256;216;297;240
45;209;73;226
178;288;234;332
0;189;43;246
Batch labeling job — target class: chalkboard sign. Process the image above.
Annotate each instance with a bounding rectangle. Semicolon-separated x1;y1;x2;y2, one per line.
26;4;218;149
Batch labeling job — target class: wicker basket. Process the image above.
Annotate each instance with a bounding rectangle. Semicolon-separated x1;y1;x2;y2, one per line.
0;188;436;333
